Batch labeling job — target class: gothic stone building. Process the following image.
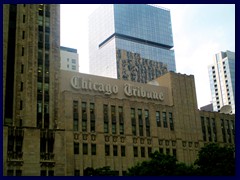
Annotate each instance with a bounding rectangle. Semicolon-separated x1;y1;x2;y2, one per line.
3;4;235;176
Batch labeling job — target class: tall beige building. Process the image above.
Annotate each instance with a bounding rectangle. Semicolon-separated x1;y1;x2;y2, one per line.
3;4;63;176
3;4;235;176
59;71;235;176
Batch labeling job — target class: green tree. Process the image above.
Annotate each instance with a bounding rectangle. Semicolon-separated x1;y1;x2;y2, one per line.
127;151;195;176
194;143;235;176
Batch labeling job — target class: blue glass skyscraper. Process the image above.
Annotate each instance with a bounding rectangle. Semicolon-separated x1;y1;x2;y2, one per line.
89;4;176;83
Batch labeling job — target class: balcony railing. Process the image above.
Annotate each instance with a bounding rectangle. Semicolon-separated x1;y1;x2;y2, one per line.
7;151;23;161
40;152;54;161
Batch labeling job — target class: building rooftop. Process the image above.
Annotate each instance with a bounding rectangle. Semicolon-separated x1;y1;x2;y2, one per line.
60;46;77;53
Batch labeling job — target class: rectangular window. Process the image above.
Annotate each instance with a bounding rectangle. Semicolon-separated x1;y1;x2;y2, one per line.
21;64;24;73
226;120;232;143
111;106;116;134
145;110;150;127
16;137;23;152
82;102;87;120
73;119;78;131
74;170;80;176
7;170;14;176
121;146;125;157
20;100;23;110
45;33;50;43
111;105;116;123
119;106;124;134
120;124;124;135
166;148;170;155
22;31;25;39
201;116;207;141
156;111;161;127
141;147;145;157
91;144;96;155
45;16;50;26
113;145;118;156
90;103;95;120
132;125;136;136
40;170;47;176
138;109;143;136
72;65;76;70
103;104;108;122
22;47;24;56
16;170;22;176
105;144;110;156
146;127;150;137
133;146;138;157
119;106;123;124
38;31;43;43
82;121;87;132
131;108;136;125
73;101;78;131
74;142;79;154
212;118;217;142
138;109;143;125
162;112;167;128
23;15;25;23
169;112;174;130
131;108;136;135
72;59;76;64
104;122;109;133
20;82;23;91
148;147;152;157
173;149;177;158
112;124;116;134
159;148;163;154
139;126;144;136
83;143;88;155
207;117;212;141
82;102;87;132
103;105;109;133
90;103;95;132
48;170;54;176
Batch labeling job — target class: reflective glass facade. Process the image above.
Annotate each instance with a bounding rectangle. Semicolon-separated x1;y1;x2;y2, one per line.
208;51;235;113
89;4;176;81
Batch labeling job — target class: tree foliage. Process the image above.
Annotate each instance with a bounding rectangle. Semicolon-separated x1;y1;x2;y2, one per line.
194;143;235;176
127;144;235;176
83;143;235;176
126;151;195;176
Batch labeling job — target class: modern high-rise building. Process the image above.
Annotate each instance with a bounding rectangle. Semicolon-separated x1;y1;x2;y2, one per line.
3;4;63;176
60;46;79;72
89;4;176;83
208;50;235;114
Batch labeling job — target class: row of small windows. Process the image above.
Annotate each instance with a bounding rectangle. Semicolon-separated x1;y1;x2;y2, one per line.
200;117;217;142
67;58;76;64
37;4;51;129
74;143;176;159
201;116;235;143
73;101;174;136
7;170;22;176
221;119;235;143
67;64;76;70
8;169;55;176
18;7;27;127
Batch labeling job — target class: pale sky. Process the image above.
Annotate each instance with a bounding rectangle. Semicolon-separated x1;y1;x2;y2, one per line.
60;4;235;109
